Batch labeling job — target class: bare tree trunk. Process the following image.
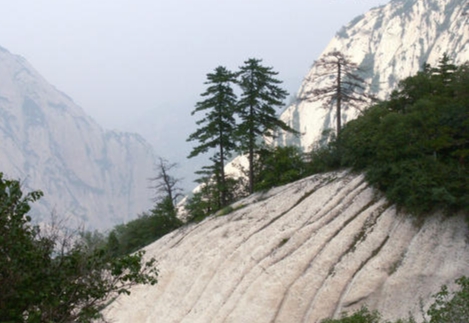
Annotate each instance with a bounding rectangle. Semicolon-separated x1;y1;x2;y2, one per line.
150;157;182;207
219;126;227;207
336;60;342;136
300;51;375;138
248;107;255;195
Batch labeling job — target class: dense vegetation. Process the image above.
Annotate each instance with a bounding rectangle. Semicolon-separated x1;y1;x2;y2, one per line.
0;146;184;321
107;197;183;257
331;56;469;215
0;173;158;322
253;145;307;191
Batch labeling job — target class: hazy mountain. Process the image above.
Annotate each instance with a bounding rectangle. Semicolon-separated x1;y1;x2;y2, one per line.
0;46;155;229
279;0;469;150
104;171;469;322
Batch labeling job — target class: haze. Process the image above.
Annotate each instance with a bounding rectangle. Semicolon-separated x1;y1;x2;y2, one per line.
0;0;385;189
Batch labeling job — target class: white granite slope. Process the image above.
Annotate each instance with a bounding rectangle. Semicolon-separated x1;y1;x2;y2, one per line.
105;171;469;322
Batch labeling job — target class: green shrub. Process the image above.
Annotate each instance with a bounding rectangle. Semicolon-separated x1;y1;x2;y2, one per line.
0;173;158;322
427;276;469;323
108;197;183;256
254;145;307;191
337;58;469;215
320;306;382;323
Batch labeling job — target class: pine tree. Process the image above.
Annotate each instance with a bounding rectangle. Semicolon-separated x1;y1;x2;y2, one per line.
149;157;183;209
237;58;296;194
301;51;375;135
187;66;238;206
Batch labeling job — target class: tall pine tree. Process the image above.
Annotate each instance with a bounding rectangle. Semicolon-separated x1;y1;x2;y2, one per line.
301;51;375;135
187;66;238;207
237;58;297;194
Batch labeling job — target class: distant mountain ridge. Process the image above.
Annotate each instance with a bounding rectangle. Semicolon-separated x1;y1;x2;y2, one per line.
279;0;469;150
0;46;155;229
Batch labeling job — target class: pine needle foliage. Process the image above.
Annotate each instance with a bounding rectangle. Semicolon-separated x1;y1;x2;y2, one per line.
301;51;376;135
187;66;238;206
237;58;298;193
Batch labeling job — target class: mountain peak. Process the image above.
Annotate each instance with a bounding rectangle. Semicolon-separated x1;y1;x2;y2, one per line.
0;47;156;229
279;0;469;151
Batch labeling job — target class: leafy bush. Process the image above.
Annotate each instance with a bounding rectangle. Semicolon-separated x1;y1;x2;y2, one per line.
427;276;469;323
108;197;183;256
321;306;383;323
337;58;469;215
320;306;416;323
306;130;343;174
185;162;245;223
254;145;307;191
185;189;215;223
0;172;158;322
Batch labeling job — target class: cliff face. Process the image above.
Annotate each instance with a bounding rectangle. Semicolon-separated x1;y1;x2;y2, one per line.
279;0;469;150
104;171;469;322
0;46;155;229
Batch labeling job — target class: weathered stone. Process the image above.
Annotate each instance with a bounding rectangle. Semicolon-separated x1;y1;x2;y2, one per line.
104;171;469;322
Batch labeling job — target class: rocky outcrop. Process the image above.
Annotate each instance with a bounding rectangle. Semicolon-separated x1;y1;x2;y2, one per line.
279;0;469;150
104;171;469;322
0;46;155;229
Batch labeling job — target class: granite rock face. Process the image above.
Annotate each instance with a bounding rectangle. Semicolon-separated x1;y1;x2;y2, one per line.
0;46;155;229
278;0;469;150
104;171;469;322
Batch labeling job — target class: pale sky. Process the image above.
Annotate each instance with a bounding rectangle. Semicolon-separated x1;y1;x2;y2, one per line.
0;0;385;188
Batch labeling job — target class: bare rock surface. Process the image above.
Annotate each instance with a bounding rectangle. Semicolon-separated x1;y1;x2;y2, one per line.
279;0;469;150
105;171;469;322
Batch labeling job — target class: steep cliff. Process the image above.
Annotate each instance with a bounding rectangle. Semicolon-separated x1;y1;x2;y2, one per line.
279;0;469;150
0;46;155;229
104;171;469;322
